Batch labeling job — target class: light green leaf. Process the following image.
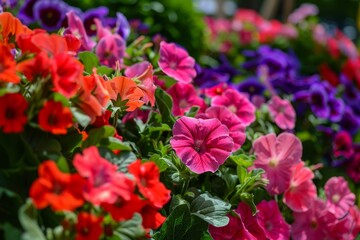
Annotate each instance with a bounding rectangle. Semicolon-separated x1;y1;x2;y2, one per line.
18;200;46;240
113;213;146;240
78;51;100;73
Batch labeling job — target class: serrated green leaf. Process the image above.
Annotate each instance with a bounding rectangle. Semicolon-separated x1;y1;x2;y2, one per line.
190;193;231;227
78;51;100;73
18;200;46;240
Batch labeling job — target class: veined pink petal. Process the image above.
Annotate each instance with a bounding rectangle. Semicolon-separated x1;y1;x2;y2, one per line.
268;95;296;130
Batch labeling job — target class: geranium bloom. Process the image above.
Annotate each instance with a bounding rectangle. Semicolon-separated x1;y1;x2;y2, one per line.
0;43;20;84
283;162;317;212
170;116;233;174
102;194;144;221
167;82;206;116
325;176;355;218
73;146;134;205
253;132;302;195
268;95;296;130
38;101;73;135
211;89;256;126
128;160;170;209
257;200;290;240
333;131;354;159
106;76;144;111
158;41;196;83
0;93;28;133
125;61;156;106
75;212;103;240
197;106;246;151
29;160;84;211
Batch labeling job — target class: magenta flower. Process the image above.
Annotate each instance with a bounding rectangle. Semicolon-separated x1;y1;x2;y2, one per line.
347;152;360;183
235;202;267;239
96;34;125;67
253;132;302;195
257;200;291;240
332;131;354;159
283;162;317;212
170;116;233;174
167;82;206;116
125;61;156;106
268;95;296;130
73;146;134;205
325;176;355;218
197;106;246;151
158;41;197;83
211;89;256;126
65;11;95;51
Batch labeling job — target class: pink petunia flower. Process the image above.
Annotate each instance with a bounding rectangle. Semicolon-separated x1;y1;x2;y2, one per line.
197;106;246;151
283;162;317;212
96;34;125;68
253;132;302;195
65;11;95;51
257;200;291;240
170;116;233;174
211;89;256;126
73;146;134;205
292;198;347;240
325;176;355;218
125;61;156;106
268;95;296;130
167;82;206;116
158;41;197;83
203;83;231;98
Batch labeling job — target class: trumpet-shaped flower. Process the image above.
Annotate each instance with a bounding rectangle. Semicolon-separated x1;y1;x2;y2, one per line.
38;101;73;135
211;89;256;126
0;93;28;133
257;200;291;240
75;212;103;240
268;95;296;130
325;176;355;218
96;34;125;67
170;116;233;174
253;132;302;195
283;162;317;212
0;43;20;84
197;106;246;151
158;41;196;83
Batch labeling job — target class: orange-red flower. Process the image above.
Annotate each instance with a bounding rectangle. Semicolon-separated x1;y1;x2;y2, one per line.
0;93;28;133
16;51;52;82
101;194;145;221
16;29;46;54
106;76;144;111
75;212;103;240
140;203;166;229
31;32;68;56
29;160;84;211
0;43;20;84
0;12;31;47
38;100;73;135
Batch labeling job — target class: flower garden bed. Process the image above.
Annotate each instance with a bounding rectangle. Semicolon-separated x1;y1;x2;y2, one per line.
0;1;360;239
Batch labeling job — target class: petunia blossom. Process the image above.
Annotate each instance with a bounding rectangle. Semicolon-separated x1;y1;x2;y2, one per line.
257;200;291;240
333;131;354;159
75;212;103;240
33;0;68;31
95;33;125;67
325;176;355;218
197;106;246;151
0;93;28;133
158;41;197;83
0;43;20;84
170;116;233;174
167;82;206;116
211;89;256;126
283;162;317;212
253;132;302;195
268;95;296;130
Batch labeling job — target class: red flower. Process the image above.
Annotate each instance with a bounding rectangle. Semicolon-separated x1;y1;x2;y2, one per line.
16;51;52;82
38;100;73;135
140;203;166;229
75;212;103;240
333;131;354;159
342;58;360;88
0;93;28;133
29;160;84;211
319;64;339;87
128;160;171;209
0;43;20;84
102;194;145;221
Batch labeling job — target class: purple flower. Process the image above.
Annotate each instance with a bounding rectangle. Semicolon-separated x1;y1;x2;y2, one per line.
328;97;345;122
194;65;229;88
83;7;109;36
96;34;125;67
309;83;330;119
33;0;69;31
237;77;266;98
115;12;130;40
18;0;39;24
1;0;17;9
340;107;360;135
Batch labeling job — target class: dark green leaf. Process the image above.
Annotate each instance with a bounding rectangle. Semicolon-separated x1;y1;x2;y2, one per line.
2;223;22;240
155;88;176;127
78;51;100;73
190;193;231;227
83;126;115;148
99;148;137;172
113;213;146;240
100;137;132;151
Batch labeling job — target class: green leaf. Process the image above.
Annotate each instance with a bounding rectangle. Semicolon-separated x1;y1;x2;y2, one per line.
240;193;257;215
184;106;200;117
230;154;254;168
71;107;91;128
149;124;172;133
190;193;231;227
113;213;146;240
56;156;69;173
149;154;169;172
155;88;176;127
83;126;116;148
100;137;132;151
96;65;114;75
2;223;22;240
78;51;100;73
98;148;137;172
18;200;46;240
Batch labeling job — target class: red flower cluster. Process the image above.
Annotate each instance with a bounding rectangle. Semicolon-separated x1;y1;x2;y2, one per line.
0;93;28;133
